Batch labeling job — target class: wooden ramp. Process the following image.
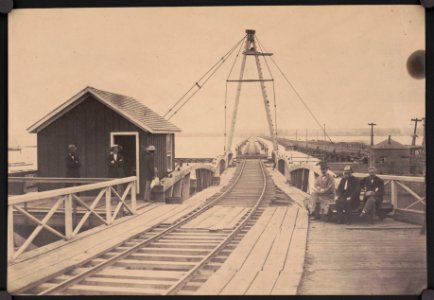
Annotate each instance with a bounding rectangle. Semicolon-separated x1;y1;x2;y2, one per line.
196;205;309;295
298;218;427;295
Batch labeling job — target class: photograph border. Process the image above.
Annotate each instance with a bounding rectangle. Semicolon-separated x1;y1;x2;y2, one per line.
1;0;432;299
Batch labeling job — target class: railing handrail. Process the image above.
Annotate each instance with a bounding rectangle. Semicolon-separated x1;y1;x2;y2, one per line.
158;164;215;193
8;176;137;205
8;177;114;184
353;173;425;183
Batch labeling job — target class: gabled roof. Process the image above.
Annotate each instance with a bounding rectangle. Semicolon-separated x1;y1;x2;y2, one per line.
372;137;421;150
27;86;181;134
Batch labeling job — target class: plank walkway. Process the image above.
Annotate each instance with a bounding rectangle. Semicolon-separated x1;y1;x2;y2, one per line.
298;218;427;295
196;205;309;295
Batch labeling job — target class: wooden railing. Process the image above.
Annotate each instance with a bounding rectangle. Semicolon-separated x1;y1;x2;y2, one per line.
154;164;217;202
8;176;137;263
353;173;425;214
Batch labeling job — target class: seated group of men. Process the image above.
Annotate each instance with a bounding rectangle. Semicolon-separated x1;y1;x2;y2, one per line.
306;163;385;224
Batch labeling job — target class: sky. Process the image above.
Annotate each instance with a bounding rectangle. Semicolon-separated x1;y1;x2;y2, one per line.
8;5;425;146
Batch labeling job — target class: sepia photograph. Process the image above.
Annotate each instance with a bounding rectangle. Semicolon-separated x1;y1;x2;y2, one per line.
7;5;426;295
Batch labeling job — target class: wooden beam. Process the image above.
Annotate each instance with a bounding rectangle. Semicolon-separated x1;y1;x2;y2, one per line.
9;176;137;205
105;187;112;225
13;199;63;259
64;195;73;240
8;204;14;263
13;205;65;240
8;177;111;184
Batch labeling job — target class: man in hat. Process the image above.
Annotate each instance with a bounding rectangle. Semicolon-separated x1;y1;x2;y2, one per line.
335;165;361;224
108;144;125;178
307;162;336;220
360;166;385;219
65;144;80;179
143;145;157;201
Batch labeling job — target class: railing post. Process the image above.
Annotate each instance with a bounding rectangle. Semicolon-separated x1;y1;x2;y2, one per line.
8;204;14;263
64;194;73;239
106;187;112;224
391;180;398;211
131;181;137;214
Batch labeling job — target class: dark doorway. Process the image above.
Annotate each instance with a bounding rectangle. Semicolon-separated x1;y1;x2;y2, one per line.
113;134;137;177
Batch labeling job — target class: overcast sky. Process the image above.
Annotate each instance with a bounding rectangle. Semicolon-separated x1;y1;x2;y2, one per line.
8;5;425;145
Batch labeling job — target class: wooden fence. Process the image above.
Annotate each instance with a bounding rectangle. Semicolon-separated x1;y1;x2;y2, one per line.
8;176;137;263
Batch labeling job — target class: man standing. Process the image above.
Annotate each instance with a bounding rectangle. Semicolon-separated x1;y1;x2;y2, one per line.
65;144;80;179
143;145;157;201
108;144;125;195
308;162;336;220
335;165;360;224
108;144;125;178
360;166;385;220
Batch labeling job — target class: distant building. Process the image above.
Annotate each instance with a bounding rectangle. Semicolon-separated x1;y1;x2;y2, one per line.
371;135;423;175
27;86;181;195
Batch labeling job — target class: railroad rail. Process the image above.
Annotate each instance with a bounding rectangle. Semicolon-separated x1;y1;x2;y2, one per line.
21;159;272;295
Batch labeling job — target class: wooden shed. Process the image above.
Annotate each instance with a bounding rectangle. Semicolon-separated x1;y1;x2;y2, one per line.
371;135;423;175
27;86;181;195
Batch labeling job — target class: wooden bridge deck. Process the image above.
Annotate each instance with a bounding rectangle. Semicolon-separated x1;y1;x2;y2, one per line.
8;162;427;295
298;218;426;295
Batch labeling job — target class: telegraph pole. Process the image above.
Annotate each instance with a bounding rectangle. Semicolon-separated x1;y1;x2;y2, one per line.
411;117;423;146
368;122;376;146
295;129;298;141
323;123;326;141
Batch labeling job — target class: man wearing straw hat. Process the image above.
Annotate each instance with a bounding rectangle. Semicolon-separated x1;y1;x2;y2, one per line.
360;166;385;220
306;161;336;220
65;144;80;179
108;144;125;178
108;144;125;195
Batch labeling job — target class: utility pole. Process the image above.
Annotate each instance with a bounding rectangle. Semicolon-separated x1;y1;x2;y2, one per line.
305;128;308;148
368;122;376;146
295;129;298;141
411;117;423;146
323;123;326;141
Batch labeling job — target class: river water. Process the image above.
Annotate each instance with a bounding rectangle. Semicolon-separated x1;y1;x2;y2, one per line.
8;135;419;173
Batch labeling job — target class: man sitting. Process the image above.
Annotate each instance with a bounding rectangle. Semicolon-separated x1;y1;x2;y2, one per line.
307;162;336;220
360;166;385;220
335;165;361;224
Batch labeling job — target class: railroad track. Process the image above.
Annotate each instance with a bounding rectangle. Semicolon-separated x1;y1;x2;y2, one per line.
22;158;276;295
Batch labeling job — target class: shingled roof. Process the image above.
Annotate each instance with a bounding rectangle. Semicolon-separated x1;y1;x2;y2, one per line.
28;87;181;134
372;136;421;150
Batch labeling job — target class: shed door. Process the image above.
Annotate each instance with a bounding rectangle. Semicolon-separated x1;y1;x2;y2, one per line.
110;132;140;193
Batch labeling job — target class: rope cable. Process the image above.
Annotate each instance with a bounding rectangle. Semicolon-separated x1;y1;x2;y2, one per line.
256;35;334;144
164;35;247;119
224;82;228;153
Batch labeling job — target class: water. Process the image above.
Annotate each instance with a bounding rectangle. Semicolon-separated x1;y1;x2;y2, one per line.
8;135;420;172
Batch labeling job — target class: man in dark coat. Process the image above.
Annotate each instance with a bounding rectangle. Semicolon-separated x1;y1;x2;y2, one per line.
335;165;361;224
108;145;125;178
360;166;385;219
65;144;80;178
143;145;157;201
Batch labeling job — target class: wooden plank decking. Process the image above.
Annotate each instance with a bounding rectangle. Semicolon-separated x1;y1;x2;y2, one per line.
298;218;427;295
196;205;309;295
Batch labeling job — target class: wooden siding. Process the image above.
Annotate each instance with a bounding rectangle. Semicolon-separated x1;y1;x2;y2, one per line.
37;94;175;195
